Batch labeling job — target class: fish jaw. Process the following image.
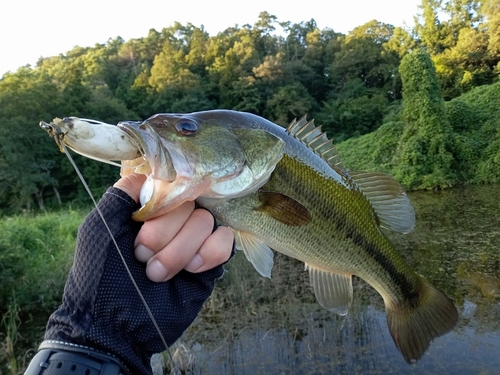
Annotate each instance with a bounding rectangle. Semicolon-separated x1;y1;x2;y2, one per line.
117;120;199;220
118;120;180;182
132;175;212;221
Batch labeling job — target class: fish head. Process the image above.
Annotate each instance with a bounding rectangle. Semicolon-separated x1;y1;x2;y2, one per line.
118;112;285;221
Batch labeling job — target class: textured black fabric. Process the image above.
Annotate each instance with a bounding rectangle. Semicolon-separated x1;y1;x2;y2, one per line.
44;187;227;374
24;346;126;375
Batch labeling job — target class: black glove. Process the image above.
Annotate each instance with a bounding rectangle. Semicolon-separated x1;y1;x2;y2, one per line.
39;187;228;374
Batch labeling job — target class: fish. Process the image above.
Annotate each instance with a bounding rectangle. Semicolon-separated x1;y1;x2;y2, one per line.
40;110;458;363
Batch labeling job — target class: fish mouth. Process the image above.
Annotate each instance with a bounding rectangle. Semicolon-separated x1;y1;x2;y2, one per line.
117;120;195;219
117;120;177;183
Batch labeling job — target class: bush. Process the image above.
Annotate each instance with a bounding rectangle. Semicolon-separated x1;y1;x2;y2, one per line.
0;210;85;313
336;121;405;173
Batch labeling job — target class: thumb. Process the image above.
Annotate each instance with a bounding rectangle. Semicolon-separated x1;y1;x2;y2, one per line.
113;173;147;204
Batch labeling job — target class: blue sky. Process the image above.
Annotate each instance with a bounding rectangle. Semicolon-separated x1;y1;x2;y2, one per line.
0;0;421;77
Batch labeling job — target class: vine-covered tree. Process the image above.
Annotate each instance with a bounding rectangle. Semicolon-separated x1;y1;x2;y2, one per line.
393;49;455;189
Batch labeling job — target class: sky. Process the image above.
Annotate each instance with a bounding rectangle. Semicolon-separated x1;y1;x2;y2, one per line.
0;0;421;78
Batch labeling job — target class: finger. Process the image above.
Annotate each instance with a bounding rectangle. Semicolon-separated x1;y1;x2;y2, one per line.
184;226;234;273
134;201;195;262
146;208;215;282
113;173;147;203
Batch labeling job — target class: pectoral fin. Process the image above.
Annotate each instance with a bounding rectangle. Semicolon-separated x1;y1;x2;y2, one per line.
256;190;312;226
233;229;274;278
305;263;353;316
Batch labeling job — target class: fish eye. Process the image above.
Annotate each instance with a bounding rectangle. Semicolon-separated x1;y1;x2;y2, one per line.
175;120;198;135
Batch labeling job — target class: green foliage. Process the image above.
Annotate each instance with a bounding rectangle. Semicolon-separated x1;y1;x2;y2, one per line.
338;78;500;190
0;209;85;374
453;82;500;183
336;121;405;172
415;0;500;99
265;82;317;126
318;20;402;140
0;210;84;312
392;49;455;189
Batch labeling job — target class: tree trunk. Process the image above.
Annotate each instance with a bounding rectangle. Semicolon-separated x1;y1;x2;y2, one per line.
53;185;62;205
35;190;45;210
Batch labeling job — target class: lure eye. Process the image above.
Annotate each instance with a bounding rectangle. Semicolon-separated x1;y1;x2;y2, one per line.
175;120;197;135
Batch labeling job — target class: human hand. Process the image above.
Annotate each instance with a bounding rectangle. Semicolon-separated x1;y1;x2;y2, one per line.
114;173;234;282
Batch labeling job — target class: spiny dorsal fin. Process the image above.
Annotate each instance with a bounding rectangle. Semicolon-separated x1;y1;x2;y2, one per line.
305;263;353;316
286;116;344;170
349;171;415;234
233;229;274;278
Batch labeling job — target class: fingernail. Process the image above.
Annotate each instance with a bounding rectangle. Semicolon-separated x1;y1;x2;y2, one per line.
147;259;168;282
135;244;155;262
185;254;204;272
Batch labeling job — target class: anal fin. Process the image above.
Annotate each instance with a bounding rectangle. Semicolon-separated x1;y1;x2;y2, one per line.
305;263;353;316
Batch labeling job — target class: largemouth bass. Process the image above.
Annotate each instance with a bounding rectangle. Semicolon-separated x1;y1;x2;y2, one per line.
40;110;458;363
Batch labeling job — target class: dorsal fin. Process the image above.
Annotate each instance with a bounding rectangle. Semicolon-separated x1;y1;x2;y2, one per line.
286;116;344;170
349;171;416;234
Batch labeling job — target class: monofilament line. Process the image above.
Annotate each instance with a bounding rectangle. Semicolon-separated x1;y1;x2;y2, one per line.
60;142;172;357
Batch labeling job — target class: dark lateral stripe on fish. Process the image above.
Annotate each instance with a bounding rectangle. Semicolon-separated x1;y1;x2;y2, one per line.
337;216;418;303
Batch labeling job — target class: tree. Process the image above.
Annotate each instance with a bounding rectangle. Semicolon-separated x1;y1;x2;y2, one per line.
0;69;62;211
482;0;500;69
265;82;316;126
393;49;455;189
318;20;401;140
414;0;447;54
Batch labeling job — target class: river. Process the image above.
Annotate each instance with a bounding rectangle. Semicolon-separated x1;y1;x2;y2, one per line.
166;184;500;374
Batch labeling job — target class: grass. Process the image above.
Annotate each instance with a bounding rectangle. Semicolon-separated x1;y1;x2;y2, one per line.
0;209;87;374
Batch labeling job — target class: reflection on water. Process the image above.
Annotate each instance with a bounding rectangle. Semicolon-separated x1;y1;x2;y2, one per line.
176;185;500;374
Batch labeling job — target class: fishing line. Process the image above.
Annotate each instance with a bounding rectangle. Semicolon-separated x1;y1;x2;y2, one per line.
59;140;173;362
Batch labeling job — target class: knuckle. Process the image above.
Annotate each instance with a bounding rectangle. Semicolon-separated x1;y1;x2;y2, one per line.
192;208;215;223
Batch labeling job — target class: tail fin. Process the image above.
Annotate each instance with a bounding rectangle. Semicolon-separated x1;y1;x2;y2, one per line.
386;278;458;363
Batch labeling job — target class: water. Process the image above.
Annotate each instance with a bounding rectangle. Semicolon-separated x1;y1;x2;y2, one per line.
172;184;500;375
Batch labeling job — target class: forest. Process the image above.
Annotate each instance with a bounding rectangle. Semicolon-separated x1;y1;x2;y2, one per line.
0;0;499;214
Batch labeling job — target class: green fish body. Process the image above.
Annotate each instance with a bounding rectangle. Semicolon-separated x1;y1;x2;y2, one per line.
189;111;458;363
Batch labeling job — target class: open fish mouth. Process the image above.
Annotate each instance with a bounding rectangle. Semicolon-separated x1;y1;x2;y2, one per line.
117;120;183;210
117;120;177;183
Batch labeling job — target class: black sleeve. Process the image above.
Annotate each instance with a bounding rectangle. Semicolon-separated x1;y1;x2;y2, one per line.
42;187;227;374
